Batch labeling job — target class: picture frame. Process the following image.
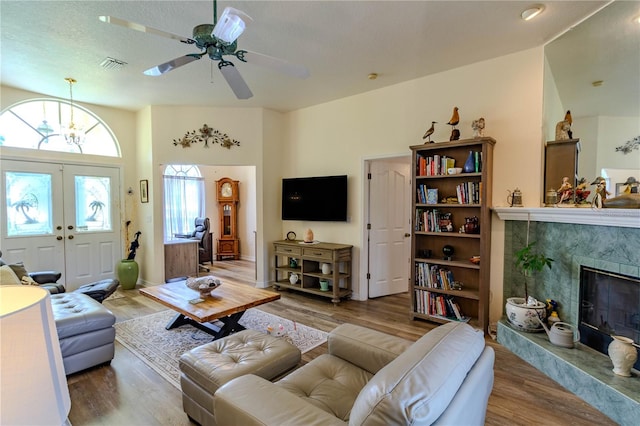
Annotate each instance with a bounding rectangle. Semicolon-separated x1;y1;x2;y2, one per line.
140;179;149;203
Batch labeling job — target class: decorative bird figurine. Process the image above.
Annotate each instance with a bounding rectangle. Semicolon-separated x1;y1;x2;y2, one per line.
423;121;437;143
447;107;460;128
564;110;572;126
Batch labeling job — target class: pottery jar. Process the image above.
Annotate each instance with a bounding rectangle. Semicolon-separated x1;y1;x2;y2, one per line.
608;335;638;377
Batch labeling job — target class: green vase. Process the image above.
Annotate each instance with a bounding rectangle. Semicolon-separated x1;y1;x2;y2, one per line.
117;259;139;290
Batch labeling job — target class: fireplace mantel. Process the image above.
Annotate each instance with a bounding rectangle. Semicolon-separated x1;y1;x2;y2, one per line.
494;206;640;228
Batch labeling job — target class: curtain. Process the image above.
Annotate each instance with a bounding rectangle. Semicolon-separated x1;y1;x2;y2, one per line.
163;175;205;239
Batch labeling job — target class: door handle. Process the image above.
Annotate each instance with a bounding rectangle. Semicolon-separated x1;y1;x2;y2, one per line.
68;235;74;240
57;226;62;230
56;236;63;240
404;233;411;237
67;225;74;230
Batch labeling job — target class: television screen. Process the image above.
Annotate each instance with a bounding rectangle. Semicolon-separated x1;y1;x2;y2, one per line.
282;175;347;221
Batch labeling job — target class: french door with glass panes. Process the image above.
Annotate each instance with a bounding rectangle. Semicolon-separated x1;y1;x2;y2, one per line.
1;160;121;291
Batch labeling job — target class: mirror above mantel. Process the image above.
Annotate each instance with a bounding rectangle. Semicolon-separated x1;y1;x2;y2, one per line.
543;1;640;199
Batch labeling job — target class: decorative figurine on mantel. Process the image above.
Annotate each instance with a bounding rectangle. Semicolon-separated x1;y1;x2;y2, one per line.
471;117;485;138
422;121;437;143
447;107;460;141
557;177;573;204
555;110;573;140
590;176;609;208
602;176;640;209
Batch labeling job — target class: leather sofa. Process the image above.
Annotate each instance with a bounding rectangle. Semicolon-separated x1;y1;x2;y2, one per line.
1;258;117;375
0;250;119;302
213;321;495;425
51;292;116;375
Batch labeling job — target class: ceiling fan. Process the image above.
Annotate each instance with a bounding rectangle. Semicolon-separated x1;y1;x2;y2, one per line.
98;0;309;99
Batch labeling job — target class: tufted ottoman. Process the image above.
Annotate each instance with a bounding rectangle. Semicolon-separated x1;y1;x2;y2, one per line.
179;329;301;426
50;292;116;375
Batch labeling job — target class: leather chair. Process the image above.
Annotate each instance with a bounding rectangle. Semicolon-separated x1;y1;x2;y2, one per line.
191;217;213;271
213;322;495;425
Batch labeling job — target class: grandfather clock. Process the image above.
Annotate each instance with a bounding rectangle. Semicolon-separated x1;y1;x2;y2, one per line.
215;177;240;260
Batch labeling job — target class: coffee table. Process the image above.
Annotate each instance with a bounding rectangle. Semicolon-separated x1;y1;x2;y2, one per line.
139;279;280;339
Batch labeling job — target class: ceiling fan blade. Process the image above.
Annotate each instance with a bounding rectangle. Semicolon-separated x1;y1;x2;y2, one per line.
240;51;310;79
98;16;194;45
144;55;202;76
218;61;253;99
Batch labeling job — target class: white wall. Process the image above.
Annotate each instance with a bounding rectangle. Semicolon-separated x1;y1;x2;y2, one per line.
282;47;546;323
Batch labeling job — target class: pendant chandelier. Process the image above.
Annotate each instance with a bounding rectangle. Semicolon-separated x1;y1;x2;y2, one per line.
36;101;53;136
61;77;85;146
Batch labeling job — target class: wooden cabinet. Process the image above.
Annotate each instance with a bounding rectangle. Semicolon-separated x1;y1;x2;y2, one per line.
544;139;581;204
272;240;352;305
409;137;495;334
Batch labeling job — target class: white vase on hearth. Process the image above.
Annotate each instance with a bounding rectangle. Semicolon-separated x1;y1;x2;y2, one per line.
608;335;637;377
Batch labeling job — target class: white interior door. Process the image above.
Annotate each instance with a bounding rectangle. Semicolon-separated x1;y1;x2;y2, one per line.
367;158;411;298
1;160;121;291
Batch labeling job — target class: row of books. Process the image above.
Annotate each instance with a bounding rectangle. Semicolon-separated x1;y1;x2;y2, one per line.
415;262;455;289
416;185;438;204
415;209;453;233
414;289;469;322
416;154;455;176
455;181;482;204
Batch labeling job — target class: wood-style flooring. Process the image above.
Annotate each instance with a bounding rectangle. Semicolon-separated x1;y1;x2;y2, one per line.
67;260;615;425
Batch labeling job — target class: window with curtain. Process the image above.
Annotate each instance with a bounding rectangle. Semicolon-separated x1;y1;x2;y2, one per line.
163;165;205;239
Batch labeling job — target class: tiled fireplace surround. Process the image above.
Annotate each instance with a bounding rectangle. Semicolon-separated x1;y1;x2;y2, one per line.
495;208;640;425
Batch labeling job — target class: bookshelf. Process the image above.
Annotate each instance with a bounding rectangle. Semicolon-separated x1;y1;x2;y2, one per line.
409;137;495;334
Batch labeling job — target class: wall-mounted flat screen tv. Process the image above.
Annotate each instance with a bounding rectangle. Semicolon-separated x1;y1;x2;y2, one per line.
282;175;347;222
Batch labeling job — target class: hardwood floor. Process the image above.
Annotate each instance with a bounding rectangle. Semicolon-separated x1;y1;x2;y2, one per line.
67;260;615;425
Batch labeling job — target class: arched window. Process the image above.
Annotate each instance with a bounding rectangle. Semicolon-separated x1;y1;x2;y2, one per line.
0;99;120;157
163;165;205;239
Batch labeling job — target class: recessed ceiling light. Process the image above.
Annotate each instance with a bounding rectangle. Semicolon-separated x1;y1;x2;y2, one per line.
521;5;544;21
592;80;604;87
368;73;378;80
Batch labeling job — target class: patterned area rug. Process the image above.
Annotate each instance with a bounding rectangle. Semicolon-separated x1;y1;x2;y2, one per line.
115;309;328;389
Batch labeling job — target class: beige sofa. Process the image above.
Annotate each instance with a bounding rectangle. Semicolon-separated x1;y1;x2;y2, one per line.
213;321;495;425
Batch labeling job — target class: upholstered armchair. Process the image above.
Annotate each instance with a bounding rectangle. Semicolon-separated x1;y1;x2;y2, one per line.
191;217;213;270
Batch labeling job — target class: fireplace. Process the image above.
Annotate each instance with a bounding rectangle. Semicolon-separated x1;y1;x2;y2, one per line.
495;210;640;425
579;266;640;370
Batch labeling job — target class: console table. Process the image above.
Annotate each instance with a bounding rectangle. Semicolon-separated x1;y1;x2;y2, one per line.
273;240;352;305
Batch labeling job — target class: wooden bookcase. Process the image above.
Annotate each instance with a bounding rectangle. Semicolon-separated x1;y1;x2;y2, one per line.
272;240;352;305
409;137;495;334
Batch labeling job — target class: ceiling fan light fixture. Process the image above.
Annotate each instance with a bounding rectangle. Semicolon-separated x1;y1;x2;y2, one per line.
521;5;544;21
212;7;252;43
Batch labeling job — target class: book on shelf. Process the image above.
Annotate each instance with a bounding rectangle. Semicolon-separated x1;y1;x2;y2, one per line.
455;181;481;204
413;289;470;323
426;188;438;205
415;153;456;176
414;262;455;289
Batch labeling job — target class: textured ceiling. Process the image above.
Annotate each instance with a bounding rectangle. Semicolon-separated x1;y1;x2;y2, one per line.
1;1;628;114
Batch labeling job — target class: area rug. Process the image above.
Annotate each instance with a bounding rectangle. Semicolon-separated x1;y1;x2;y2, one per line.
114;309;328;389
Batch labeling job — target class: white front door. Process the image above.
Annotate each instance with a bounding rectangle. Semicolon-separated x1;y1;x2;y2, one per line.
1;160;121;291
367;158;411;298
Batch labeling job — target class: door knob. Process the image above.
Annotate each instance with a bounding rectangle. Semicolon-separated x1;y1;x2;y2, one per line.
56;236;63;240
68;235;74;239
67;225;74;230
404;233;411;237
57;226;62;230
